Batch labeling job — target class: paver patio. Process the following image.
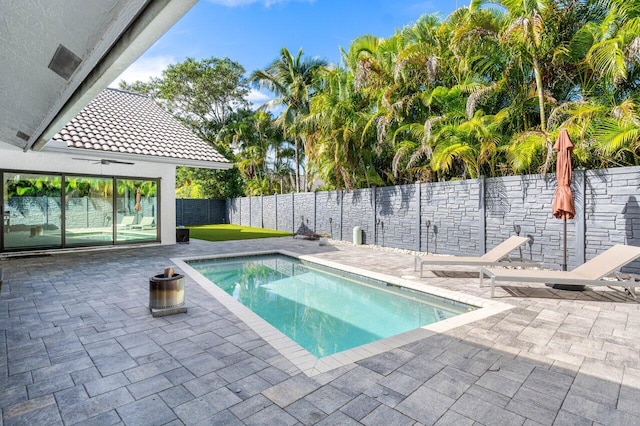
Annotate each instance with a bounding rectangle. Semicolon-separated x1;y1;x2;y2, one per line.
1;237;639;425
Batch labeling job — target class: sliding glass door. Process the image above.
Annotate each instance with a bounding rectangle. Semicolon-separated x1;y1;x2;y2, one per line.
3;173;63;250
1;171;159;252
65;176;114;247
116;179;158;243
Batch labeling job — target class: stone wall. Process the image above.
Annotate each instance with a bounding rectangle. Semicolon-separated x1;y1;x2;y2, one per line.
240;197;251;227
226;165;640;272
584;168;640;274
250;196;263;228
294;192;315;236
341;189;374;244
262;195;277;230
420;180;481;256
315;191;342;240
176;199;226;226
376;184;418;250
8;196;155;230
276;194;293;233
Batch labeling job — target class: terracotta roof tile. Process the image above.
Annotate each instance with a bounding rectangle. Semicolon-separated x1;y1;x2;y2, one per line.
52;88;230;165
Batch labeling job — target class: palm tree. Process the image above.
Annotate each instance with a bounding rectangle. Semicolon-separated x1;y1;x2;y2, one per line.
250;48;327;192
469;0;557;173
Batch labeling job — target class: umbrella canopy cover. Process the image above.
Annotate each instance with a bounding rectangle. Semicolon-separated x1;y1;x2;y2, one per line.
552;129;575;220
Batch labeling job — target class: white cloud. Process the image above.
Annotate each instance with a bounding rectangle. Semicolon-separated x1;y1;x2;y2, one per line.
207;0;313;7
246;89;271;109
109;55;176;88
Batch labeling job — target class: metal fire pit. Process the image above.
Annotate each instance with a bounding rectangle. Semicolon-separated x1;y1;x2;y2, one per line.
149;272;187;316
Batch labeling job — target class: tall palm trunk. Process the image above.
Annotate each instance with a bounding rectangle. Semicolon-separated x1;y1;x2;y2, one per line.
294;136;300;192
532;54;553;175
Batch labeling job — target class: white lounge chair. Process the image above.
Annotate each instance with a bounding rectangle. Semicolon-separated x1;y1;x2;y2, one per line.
118;216;135;230
131;216;155;230
480;244;640;297
415;235;535;277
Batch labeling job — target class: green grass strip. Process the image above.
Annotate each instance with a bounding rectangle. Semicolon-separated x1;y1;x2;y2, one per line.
186;224;292;242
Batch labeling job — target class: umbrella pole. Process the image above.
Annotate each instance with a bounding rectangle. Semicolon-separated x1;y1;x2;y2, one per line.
563;218;567;271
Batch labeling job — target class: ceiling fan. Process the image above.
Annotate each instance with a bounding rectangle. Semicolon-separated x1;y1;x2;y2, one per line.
72;158;135;165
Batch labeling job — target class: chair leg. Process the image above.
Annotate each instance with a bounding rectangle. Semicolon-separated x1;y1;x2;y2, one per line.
479;271;484;287
491;277;496;298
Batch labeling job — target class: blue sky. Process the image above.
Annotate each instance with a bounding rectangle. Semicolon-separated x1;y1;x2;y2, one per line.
113;0;462;103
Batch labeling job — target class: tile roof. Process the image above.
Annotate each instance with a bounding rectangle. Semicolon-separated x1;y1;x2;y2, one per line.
52;88;230;165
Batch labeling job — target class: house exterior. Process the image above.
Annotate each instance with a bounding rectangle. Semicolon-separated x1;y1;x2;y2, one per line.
0;89;230;252
0;1;231;253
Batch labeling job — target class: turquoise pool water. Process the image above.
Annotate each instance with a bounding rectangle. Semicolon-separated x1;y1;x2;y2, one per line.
188;254;476;358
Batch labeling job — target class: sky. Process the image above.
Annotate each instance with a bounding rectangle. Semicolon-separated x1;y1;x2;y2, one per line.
112;0;463;104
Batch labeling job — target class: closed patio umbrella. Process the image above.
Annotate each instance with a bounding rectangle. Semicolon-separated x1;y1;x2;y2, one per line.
552;129;575;272
134;188;142;212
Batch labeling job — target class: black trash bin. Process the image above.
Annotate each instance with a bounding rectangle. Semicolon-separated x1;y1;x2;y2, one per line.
176;227;189;244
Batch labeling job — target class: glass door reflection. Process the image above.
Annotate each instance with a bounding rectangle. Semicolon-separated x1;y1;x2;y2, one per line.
64;176;114;247
3;173;63;250
116;179;158;243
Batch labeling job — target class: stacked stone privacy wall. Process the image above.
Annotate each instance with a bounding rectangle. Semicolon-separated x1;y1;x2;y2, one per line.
176;199;225;226
421;180;480;256
585;168;640;274
376;184;418;250
341;189;374;244
9;197;155;230
240;198;251;227
226;165;640;272
315;191;341;239
262;195;277;230
276;194;293;233
294;192;315;235
250;196;262;228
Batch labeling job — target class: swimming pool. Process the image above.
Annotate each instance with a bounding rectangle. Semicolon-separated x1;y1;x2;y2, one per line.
186;254;476;358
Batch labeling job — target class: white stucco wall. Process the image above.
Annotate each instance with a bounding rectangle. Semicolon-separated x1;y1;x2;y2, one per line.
0;144;177;245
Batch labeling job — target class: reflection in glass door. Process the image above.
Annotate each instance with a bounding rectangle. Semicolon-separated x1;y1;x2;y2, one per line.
3;173;63;250
116;179;158;243
1;172;159;252
65;176;114;247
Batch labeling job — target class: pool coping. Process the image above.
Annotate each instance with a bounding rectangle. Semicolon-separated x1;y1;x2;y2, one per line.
172;250;514;377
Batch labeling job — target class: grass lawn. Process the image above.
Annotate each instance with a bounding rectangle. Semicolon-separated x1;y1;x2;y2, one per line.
187;224;292;242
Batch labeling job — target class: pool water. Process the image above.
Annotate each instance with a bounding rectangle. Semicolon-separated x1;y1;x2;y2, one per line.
188;254;475;358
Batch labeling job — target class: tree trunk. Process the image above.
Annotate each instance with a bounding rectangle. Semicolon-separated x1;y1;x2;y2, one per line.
532;54;553;176
294;136;300;192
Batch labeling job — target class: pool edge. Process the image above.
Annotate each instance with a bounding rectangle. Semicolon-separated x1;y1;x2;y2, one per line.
172;250;514;377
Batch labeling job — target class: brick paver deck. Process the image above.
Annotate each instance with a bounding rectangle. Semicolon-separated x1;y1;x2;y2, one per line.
1;237;639;425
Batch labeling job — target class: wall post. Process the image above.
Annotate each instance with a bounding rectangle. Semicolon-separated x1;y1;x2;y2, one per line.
416;181;421;252
372;186;377;245
339;190;343;241
576;170;586;265
260;195;264;228
479;176;486;255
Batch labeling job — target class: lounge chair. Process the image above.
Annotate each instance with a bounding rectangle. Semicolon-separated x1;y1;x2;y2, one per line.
480;244;640;297
131;216;155;230
415;235;534;277
118;215;135;230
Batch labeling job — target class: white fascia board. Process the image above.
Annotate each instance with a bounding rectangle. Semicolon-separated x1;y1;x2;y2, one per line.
42;140;234;170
